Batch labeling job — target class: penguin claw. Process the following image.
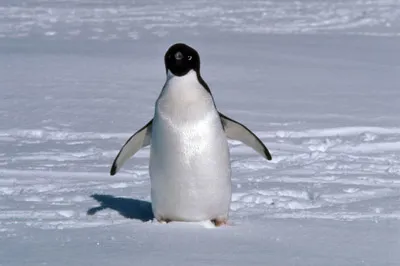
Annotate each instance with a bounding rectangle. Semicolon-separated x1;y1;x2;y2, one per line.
211;219;228;227
155;218;228;227
156;218;171;224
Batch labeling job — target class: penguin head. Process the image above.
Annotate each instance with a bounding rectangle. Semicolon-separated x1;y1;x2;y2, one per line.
164;43;200;77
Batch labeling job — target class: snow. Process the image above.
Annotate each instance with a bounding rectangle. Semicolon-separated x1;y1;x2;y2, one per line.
1;0;400;265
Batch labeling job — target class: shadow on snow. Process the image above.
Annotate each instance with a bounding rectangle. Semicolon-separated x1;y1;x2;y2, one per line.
87;194;154;222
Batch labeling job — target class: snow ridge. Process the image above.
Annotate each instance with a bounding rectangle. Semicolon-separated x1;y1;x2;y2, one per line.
1;126;399;235
1;0;400;39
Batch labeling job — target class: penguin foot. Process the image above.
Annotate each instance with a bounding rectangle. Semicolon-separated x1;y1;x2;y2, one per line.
211;219;228;227
157;218;171;224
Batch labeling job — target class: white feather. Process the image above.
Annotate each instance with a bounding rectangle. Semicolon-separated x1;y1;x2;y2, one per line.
149;70;231;222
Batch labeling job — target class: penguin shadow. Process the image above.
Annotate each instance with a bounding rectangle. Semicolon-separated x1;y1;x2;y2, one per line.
87;194;154;222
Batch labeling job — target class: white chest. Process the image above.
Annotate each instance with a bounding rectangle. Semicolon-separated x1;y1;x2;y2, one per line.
156;70;214;121
152;70;225;166
148;70;232;221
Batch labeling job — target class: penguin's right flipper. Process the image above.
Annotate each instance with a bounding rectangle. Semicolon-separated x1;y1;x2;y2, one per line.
219;113;272;161
110;119;153;176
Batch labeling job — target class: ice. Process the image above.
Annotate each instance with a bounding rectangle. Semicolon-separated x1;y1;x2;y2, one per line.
1;0;400;265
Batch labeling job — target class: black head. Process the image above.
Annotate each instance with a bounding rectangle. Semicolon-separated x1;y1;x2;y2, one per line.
164;43;200;77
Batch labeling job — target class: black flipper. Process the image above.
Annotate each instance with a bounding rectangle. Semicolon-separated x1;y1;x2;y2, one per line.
110;120;153;176
219;113;272;160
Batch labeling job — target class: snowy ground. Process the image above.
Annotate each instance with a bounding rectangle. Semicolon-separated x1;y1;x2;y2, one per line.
1;0;400;265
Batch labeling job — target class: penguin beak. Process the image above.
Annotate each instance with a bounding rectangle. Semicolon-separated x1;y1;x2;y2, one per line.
175;51;183;61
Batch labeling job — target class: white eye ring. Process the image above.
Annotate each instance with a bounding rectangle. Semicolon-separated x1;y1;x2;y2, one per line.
188;56;192;61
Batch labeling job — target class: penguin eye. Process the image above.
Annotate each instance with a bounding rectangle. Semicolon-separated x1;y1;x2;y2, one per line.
188;56;192;61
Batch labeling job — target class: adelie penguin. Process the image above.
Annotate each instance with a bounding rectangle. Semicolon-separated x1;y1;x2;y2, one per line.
110;43;272;226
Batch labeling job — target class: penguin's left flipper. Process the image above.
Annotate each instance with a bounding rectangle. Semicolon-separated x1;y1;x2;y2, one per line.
110;119;153;176
219;113;272;161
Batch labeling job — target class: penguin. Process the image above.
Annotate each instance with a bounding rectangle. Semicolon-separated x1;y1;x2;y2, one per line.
110;43;272;226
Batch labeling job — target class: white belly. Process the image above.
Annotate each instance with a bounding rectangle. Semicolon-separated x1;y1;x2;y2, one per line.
149;72;231;222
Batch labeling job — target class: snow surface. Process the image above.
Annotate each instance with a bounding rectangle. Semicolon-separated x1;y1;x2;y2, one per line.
1;0;400;265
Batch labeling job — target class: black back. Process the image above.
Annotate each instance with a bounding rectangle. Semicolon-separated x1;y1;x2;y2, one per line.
164;43;211;94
